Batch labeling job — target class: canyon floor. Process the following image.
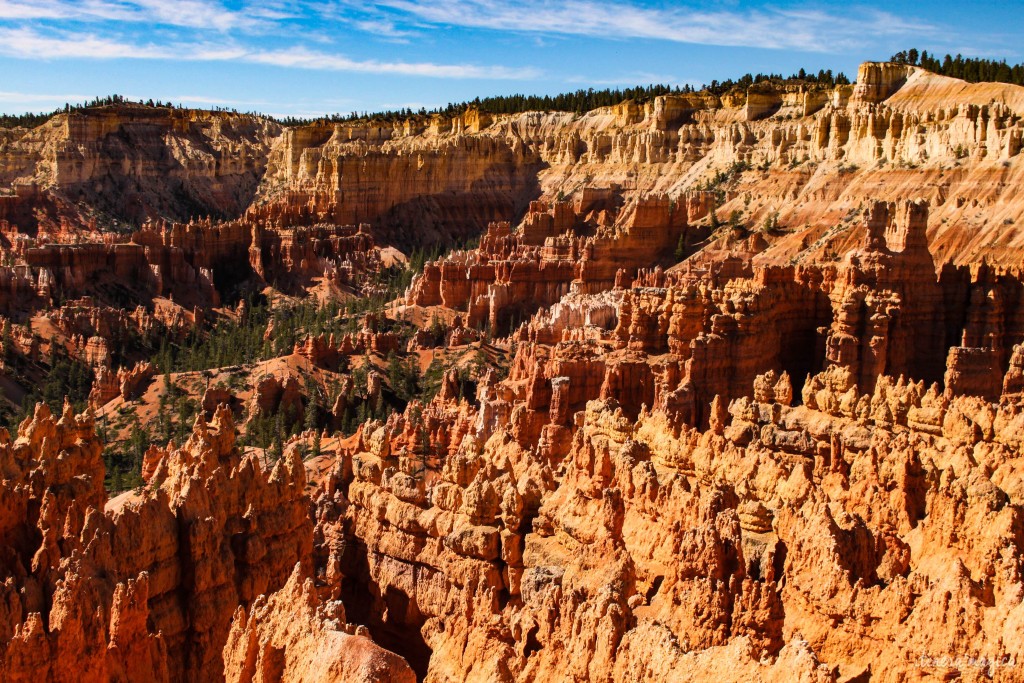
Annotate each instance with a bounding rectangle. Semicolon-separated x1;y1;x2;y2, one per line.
1;62;1024;682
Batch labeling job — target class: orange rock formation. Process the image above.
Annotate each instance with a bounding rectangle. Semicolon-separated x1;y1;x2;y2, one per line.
1;62;1023;683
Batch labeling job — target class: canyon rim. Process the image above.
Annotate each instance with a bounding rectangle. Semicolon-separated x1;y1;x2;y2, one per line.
1;4;1024;683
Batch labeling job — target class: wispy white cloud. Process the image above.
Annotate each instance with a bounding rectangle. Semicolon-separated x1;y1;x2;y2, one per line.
0;0;939;55
0;27;177;59
127;0;266;31
374;0;936;52
0;90;90;103
564;72;685;87
0;0;64;20
352;17;418;42
0;27;538;79
0;0;282;31
246;46;538;78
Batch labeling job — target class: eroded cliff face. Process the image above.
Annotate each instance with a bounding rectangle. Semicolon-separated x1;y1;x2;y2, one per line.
0;106;281;230
0;218;381;317
1;61;1021;319
256;124;544;249
222;566;416;683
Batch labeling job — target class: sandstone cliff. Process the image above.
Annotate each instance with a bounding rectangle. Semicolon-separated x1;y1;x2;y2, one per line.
0;61;1021;318
0;105;281;230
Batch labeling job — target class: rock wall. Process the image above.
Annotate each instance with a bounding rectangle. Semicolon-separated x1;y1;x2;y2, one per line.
258;126;544;249
0;106;281;229
2;61;1023;277
3;63;997;261
405;193;690;334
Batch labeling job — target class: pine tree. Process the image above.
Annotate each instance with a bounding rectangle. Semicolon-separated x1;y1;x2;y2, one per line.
304;376;320;434
891;49;1024;86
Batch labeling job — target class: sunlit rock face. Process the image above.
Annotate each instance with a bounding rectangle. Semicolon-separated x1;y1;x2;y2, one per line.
0;405;315;682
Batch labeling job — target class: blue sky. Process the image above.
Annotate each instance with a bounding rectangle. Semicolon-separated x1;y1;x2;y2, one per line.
0;0;1018;118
